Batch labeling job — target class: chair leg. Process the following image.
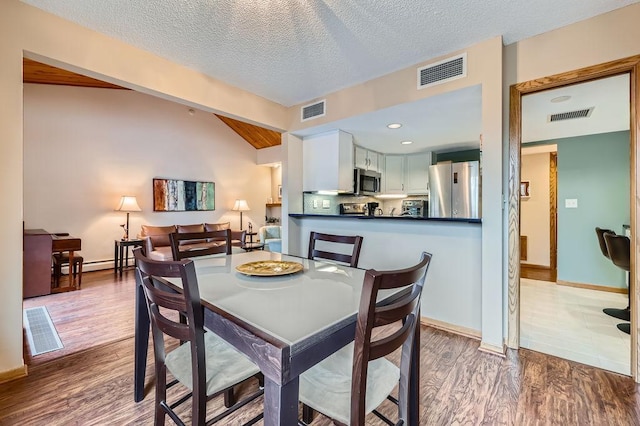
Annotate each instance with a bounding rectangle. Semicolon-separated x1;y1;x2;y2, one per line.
155;364;167;426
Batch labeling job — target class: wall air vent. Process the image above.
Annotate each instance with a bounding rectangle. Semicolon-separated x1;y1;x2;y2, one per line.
301;99;326;122
417;53;467;89
548;107;594;122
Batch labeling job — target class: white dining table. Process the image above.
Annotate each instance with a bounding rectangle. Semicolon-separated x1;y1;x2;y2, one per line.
133;251;420;425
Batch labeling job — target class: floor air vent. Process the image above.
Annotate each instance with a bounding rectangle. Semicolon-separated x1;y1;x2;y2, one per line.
417;53;467;89
24;306;63;356
301;99;326;122
549;107;594;122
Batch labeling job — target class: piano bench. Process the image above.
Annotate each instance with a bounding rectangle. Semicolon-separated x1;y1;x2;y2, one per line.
52;253;84;289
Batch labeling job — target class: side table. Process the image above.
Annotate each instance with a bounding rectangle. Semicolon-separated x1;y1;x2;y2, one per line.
114;239;144;276
242;232;264;252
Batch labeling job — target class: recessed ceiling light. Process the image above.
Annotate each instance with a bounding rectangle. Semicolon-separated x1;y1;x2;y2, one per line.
401;140;413;145
550;95;571;103
387;123;402;129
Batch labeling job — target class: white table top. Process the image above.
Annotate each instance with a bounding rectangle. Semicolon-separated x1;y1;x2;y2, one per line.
167;251;399;349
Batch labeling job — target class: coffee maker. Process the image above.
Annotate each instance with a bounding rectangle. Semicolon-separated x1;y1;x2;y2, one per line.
366;202;379;216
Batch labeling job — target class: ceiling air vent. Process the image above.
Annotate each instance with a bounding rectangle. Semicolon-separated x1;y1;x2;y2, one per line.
417;53;467;89
548;107;594;122
301;99;326;122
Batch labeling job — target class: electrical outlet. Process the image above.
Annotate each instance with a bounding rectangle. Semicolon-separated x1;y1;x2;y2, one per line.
565;198;578;208
322;200;330;209
313;200;318;208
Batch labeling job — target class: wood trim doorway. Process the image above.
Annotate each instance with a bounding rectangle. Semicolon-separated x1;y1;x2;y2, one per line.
520;152;557;282
508;55;640;382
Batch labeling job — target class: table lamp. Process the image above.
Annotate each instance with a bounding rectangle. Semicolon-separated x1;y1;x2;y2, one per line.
232;199;250;230
115;196;142;240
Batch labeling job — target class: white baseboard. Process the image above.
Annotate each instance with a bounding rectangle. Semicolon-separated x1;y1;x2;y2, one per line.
478;341;507;358
58;260;118;274
420;317;481;340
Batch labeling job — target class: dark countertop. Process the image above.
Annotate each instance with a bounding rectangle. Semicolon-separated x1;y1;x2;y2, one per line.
289;213;481;224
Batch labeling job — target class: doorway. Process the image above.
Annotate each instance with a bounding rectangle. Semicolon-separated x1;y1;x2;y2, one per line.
520;148;557;283
508;55;640;381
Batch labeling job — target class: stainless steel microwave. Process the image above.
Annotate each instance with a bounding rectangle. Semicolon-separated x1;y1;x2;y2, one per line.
354;168;381;195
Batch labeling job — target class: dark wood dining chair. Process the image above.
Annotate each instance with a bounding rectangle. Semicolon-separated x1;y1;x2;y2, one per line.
299;252;432;426
134;249;263;426
169;229;232;260
307;231;364;268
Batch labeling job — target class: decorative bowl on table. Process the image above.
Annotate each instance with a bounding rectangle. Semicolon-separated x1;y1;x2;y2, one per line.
236;260;303;276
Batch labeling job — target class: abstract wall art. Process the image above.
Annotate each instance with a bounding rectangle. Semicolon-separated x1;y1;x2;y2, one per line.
153;178;215;211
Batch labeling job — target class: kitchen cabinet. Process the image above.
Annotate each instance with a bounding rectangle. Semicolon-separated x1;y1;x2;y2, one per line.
303;130;354;192
406;152;431;194
354;145;383;172
383;152;431;195
384;155;406;193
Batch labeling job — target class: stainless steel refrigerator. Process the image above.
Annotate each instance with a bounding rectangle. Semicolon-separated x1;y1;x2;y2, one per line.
428;161;480;219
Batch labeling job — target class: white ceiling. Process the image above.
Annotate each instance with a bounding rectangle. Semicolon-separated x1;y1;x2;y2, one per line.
522;74;630;143
22;0;640;107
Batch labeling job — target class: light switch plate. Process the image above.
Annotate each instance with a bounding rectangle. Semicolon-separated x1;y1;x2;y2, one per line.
565;198;578;208
313;200;318;208
322;199;330;209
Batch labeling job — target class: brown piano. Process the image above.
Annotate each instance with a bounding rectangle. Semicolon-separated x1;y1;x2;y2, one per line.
23;229;81;298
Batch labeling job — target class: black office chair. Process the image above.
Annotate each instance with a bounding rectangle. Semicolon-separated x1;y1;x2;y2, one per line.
603;233;631;335
595;227;630;321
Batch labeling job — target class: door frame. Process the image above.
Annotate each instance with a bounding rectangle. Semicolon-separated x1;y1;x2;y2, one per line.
507;55;640;381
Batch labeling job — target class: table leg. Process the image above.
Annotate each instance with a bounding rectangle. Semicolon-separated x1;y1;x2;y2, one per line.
113;241;118;275
125;245;130;269
119;243;125;276
263;376;299;426
134;277;150;402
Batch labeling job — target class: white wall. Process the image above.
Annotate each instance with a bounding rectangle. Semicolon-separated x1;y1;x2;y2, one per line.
23;84;270;267
521;153;551;266
291;218;482;332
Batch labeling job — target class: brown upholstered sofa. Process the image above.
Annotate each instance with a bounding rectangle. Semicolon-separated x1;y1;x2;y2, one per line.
140;222;243;261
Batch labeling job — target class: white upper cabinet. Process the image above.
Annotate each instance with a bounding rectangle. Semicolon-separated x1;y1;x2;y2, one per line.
354;145;382;172
406;152;431;195
303;130;354;193
368;151;382;173
383;152;431;195
384;155;406;193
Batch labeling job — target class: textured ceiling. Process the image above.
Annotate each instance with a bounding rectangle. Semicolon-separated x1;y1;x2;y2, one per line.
21;0;640;107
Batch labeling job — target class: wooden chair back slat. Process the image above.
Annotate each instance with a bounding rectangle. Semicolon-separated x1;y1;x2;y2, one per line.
170;229;232;260
373;289;421;327
369;317;415;361
308;232;363;268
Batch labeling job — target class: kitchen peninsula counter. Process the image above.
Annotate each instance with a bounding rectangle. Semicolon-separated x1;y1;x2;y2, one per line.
287;210;483;336
289;213;481;224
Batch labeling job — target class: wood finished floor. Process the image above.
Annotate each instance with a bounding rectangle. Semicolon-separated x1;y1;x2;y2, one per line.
3;269;640;425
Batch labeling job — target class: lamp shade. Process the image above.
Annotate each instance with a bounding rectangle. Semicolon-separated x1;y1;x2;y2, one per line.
115;196;142;212
232;199;250;211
